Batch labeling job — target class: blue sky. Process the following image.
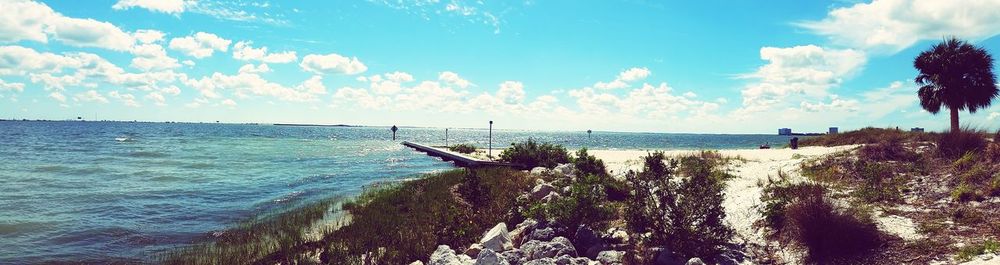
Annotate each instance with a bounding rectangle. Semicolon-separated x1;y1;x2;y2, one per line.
2;0;1000;133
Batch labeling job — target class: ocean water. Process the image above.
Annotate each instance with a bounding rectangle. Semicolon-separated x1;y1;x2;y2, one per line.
0;121;796;263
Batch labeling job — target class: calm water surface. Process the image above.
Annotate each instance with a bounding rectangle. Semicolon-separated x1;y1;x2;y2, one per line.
0;121;796;263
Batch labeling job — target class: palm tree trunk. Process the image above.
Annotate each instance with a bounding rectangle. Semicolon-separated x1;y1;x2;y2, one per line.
950;107;960;133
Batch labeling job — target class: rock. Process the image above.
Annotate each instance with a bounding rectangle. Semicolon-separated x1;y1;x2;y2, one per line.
531;167;550;175
554;164;574;177
596;250;624;264
511;219;539;247
531;184;557;201
410;261;425;265
475;248;510;265
522;255;592;265
650;247;684;265
608;229;629;244
685;258;706;265
527;227;557;242
521;237;578;260
464;244;483;258
535;178;548;186
501;249;528;265
430;245;473;265
574;226;603;258
481;223;514;252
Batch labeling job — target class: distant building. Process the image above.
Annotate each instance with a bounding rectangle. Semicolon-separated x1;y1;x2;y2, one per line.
911;127;925;132
778;128;792;135
829;127;839;134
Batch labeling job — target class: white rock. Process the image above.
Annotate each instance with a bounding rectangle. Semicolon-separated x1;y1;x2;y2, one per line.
474;248;510;265
480;223;514;252
596;250;624;264
686;257;706;265
530;167;550;175
554;164;575;176
430;245;467;265
464;243;483;258
530;184;557;201
410;261;425;265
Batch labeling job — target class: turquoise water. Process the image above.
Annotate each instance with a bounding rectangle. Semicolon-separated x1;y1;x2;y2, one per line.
0;121;796;263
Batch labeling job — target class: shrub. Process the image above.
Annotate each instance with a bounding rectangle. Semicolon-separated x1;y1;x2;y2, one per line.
858;139;918;162
574;148;628;201
937;128;986;158
952;152;979;172
951;183;980;202
624;152;733;260
757;177;882;264
498;138;570;169
527;174;617;231
448;143;476;154
989;174;1000;196
849;160;902;203
956;239;1000;262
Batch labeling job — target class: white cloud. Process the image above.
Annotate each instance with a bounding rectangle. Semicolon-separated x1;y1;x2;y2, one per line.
184;72;327;102
48;91;66;102
133;29;165;44
0;1;144;52
0;78;25;92
112;0;190;15
0;45;188;92
799;96;860;112
799;0;1000;52
131;43;180;70
0;0;54;43
594;67;650;89
74;90;108;103
169;32;231;58
238;63;271;74
989;112;1000;121
221;98;237;106
232;41;297;63
385;71;414;83
300;53;367;75
145;92;166;106
496;81;525;105
439;71;471;88
108;90;140;107
737;45;866;114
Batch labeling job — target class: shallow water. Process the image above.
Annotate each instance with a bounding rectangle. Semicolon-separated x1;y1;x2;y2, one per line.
0;121;796;262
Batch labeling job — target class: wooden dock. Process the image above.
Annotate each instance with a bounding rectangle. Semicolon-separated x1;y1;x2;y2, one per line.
402;141;520;168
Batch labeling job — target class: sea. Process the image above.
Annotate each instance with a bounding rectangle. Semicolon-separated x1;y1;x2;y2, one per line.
0;121;797;263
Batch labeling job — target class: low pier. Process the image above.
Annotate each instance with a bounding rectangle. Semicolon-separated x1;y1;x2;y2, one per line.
402;141;520;168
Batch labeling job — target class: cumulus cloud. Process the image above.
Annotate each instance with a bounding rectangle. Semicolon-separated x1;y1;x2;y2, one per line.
169;32;231;58
232;41;297;63
221;98;237;107
300;53;367;75
184;72;327;102
799;0;1000;52
0;45;187;92
737;45;866;114
49;91;66;102
496;81;525;104
594;67;650;89
238;63;271;74
108;90;140;107
74;90;108;103
112;0;190;15
439;71;471;88
131;43;180;70
0;78;25;92
133;29;165;44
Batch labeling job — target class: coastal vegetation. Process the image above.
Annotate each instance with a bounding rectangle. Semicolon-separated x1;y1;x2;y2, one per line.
448;143;477;154
497;138;571;168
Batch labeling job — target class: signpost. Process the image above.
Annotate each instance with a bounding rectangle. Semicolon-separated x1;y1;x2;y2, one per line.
391;125;398;141
488;121;493;160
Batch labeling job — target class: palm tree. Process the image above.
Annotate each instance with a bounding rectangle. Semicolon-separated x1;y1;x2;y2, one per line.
914;37;998;133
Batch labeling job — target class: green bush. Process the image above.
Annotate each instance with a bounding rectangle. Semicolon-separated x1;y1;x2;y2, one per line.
526;174;617;231
858;139;919;162
951;183;980;202
498;138;570;169
938;128;986;158
448;143;477;154
799;127;935;147
574;148;628;201
624;152;733;261
849;160;903;203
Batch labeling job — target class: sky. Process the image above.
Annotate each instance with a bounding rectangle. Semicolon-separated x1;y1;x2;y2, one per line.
2;0;1000;133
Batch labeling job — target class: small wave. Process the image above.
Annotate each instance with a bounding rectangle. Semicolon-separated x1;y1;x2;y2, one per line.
272;191;305;203
0;221;55;235
114;137;134;142
33;165;70;173
150;175;183;182
184;162;214;169
128;151;168;158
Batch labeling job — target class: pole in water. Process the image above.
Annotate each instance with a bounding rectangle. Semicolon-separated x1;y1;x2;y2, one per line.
445;128;449;146
587;129;592;140
391;125;398;141
488;120;493;160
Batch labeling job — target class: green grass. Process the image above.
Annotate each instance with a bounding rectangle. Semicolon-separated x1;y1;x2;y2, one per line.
956;239;1000;262
157;197;347;264
320;167;535;264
